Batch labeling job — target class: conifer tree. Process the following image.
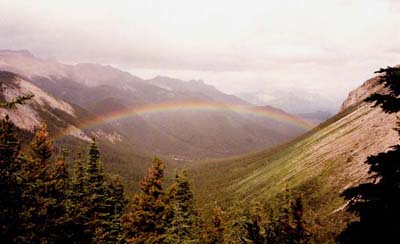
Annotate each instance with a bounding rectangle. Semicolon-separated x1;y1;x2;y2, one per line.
0;116;25;243
289;194;309;244
21;122;54;242
44;158;71;243
203;206;225;244
165;170;201;243
272;192;309;244
21;122;72;243
122;158;170;244
70;151;87;208
104;176;127;243
67;151;91;243
339;66;400;243
241;204;266;244
238;192;310;244
85;139;113;242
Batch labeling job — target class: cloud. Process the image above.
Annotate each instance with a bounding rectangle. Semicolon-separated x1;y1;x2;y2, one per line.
0;0;399;104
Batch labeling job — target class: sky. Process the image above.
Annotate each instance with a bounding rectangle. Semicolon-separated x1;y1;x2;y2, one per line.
1;0;400;104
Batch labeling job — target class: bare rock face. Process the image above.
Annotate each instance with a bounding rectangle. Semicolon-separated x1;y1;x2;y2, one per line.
340;76;387;112
0;71;90;141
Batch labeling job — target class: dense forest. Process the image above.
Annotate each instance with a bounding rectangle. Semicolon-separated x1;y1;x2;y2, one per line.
0;116;310;243
1;66;400;243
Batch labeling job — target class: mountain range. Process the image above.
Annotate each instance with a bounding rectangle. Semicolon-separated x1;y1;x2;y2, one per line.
0;50;311;160
2;49;399;241
236;89;337;122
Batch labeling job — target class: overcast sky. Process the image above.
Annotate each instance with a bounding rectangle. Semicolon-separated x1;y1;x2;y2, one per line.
1;0;400;103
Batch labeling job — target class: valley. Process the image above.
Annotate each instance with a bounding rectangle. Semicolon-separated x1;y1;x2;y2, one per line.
0;50;311;160
1;1;400;242
1;52;399;242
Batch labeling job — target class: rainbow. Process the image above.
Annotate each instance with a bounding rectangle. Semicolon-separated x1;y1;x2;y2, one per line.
57;101;315;140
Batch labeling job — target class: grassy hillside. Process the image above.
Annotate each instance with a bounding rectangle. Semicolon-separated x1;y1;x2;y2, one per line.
190;102;399;241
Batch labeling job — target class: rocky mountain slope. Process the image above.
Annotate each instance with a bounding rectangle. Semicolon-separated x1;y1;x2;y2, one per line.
340;75;386;112
191;72;399;239
0;50;311;159
0;71;154;191
0;71;88;139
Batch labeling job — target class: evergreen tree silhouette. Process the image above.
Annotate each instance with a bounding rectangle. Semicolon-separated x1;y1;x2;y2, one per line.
22;122;72;243
203;206;225;244
85;139;114;242
0;116;25;243
339;66;400;243
104;176;127;243
122;158;171;244
67;151;92;243
165;170;201;243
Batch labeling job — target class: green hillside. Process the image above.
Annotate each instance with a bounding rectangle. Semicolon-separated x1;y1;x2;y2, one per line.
190;101;399;240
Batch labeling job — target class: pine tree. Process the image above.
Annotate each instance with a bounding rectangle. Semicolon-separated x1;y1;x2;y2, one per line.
21;122;54;243
289;194;309;244
0;115;25;243
21;122;72;243
67;151;91;243
122;158;171;244
104;176;127;243
273;192;310;244
271;188;293;244
165;170;201;243
238;191;310;244
44;157;71;243
203;206;225;244
84;139;113;242
30;122;53;166
241;204;266;244
339;66;400;243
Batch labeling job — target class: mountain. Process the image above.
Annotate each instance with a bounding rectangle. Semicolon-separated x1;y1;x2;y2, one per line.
147;76;247;105
0;70;157;191
340;75;386;112
0;71;89;139
191;72;399;241
236;89;338;115
0;50;311;159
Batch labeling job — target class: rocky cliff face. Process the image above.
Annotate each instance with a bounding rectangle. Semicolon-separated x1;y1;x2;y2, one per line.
340;75;388;112
0;71;90;141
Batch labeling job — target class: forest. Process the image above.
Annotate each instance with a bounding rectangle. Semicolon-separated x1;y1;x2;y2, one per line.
1;67;400;243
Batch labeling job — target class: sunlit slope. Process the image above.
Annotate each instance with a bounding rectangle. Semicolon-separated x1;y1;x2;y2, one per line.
193;102;399;211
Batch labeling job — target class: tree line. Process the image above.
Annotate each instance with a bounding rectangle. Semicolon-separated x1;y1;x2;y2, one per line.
0;112;310;243
1;66;399;243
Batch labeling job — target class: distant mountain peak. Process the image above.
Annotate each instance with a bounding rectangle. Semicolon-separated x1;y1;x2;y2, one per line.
0;49;34;57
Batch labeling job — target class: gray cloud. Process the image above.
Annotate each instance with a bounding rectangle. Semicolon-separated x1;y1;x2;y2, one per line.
0;0;399;105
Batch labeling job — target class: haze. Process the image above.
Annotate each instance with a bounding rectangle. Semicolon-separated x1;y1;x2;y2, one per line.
1;0;400;109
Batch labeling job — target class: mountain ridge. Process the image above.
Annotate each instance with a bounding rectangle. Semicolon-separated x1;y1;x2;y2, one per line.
0;49;310;159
